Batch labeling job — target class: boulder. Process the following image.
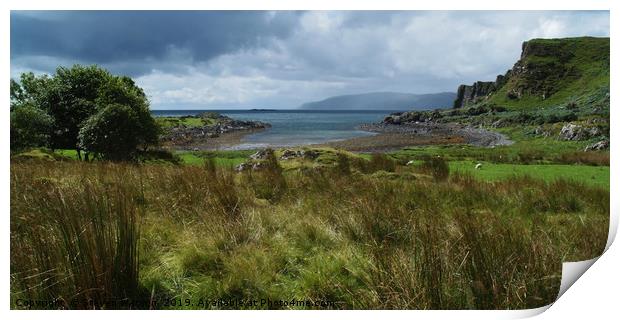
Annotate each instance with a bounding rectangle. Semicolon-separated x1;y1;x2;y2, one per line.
235;162;250;172
250;149;272;160
584;140;609;152
559;123;597;141
532;126;551;137
280;149;301;160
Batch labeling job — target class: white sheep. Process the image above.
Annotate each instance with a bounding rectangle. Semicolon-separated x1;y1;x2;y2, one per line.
475;163;482;170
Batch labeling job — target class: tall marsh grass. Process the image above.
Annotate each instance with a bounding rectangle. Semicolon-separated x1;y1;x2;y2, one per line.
10;158;609;309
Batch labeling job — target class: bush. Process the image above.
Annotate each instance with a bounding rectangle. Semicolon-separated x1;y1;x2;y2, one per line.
466;106;488;116
78;104;158;161
10;105;54;151
137;149;182;165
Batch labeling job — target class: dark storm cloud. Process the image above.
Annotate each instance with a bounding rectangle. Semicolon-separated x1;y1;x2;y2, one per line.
11;10;301;75
10;11;610;109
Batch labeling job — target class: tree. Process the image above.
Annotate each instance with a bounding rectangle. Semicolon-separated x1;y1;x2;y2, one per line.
78;104;158;161
45;65;114;153
10;73;53;110
10;65;160;158
10;105;54;151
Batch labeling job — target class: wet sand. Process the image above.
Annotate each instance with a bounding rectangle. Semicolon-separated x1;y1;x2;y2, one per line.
321;133;465;152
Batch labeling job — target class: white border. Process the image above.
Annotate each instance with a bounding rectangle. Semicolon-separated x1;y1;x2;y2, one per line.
2;1;616;319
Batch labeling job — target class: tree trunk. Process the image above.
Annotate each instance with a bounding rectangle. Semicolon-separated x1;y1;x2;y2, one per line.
76;148;82;161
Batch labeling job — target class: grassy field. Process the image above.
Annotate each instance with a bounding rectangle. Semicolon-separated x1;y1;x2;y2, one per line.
449;161;609;189
176;150;254;167
10;150;609;310
156;116;209;129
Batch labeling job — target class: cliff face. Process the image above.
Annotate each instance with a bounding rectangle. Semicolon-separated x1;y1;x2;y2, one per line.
453;79;501;108
453;37;609;109
503;40;579;101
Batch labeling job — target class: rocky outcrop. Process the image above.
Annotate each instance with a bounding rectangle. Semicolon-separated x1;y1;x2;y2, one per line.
453;80;499;108
382;110;443;125
453;72;512;108
505;40;578;101
453;37;609;108
279;149;318;160
161;113;270;144
359;121;513;147
584;139;609;151
559;123;601;141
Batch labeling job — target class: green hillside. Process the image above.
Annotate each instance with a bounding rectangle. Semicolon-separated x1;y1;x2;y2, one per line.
488;37;609;109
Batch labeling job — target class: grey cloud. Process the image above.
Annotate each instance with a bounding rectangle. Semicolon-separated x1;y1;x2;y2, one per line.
11;10;301;76
10;11;609;109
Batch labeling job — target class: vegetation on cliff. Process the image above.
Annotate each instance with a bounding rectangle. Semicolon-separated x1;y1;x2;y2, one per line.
454;37;609;110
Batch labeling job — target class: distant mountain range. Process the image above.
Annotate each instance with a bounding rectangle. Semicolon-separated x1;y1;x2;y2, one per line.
300;92;456;110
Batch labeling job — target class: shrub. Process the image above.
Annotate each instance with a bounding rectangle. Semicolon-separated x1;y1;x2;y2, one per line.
78;104;158;161
137;149;181;165
10;105;54;151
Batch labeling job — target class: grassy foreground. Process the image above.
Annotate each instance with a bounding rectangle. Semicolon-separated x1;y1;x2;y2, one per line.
10;154;608;310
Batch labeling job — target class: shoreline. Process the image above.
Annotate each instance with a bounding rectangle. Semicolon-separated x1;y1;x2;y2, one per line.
163;122;513;152
160;111;513;152
352;122;513;149
162;127;268;151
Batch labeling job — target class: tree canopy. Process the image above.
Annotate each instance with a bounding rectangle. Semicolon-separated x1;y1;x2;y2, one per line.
10;65;160;160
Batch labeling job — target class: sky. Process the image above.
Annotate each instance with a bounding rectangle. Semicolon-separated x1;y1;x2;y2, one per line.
10;10;610;110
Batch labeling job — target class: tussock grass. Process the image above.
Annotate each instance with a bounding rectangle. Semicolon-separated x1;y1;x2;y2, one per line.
11;158;608;309
555;151;609;166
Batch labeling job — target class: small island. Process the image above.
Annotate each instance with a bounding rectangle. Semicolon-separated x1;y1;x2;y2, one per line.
157;112;271;150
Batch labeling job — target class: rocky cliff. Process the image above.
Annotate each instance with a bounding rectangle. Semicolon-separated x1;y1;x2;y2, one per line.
453;78;503;108
453;37;609;108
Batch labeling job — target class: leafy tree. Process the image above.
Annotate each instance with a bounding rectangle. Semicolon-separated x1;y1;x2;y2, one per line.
10;105;54;151
78;104;158;161
10;65;160;158
45;65;114;153
95;76;160;148
10;73;53;110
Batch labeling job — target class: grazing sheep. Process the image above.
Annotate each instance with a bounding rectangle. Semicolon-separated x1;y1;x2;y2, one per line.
475;163;482;170
406;160;415;166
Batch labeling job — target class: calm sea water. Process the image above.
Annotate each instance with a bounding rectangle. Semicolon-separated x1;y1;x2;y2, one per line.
151;109;400;149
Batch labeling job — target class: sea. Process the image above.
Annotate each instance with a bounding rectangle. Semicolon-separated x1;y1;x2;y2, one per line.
151;109;401;150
